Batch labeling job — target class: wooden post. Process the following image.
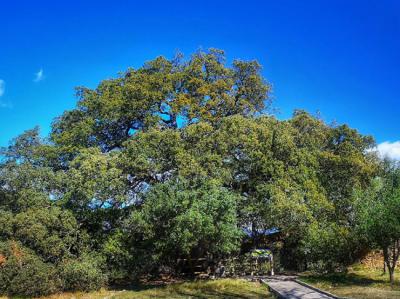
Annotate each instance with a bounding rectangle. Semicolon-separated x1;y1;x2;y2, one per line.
270;253;274;276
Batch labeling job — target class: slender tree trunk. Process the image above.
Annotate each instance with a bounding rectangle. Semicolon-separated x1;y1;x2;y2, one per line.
383;246;392;285
389;267;395;286
383;241;400;286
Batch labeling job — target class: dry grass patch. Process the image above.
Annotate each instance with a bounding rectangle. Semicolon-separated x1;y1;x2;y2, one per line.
299;264;400;299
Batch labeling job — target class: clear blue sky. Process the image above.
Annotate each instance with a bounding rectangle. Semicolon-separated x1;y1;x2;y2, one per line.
1;0;399;148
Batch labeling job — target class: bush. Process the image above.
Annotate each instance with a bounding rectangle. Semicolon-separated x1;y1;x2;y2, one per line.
101;230;132;282
0;241;61;296
0;241;106;296
126;179;242;273
301;222;355;272
59;254;107;291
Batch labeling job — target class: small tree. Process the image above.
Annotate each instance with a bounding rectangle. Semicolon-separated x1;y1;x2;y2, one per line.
357;161;400;285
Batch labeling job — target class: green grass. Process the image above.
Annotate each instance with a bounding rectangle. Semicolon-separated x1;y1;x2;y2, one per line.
299;264;400;299
7;279;271;299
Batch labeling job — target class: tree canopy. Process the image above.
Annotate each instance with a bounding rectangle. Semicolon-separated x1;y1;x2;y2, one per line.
356;160;400;284
0;49;384;296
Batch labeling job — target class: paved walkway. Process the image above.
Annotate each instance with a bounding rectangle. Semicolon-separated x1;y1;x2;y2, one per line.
262;278;338;299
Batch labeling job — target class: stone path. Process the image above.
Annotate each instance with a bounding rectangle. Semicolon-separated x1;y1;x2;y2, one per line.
262;277;339;299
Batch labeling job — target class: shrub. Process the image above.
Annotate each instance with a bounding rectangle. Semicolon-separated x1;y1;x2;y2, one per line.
301;222;355;272
126;179;242;273
0;241;61;296
59;254;106;291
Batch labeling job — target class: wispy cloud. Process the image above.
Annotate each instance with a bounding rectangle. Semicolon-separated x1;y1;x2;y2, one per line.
0;79;13;109
0;79;5;97
34;68;44;82
376;141;400;161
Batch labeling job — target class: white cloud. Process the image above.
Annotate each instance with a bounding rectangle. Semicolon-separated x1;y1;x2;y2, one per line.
0;79;5;97
376;141;400;161
0;80;12;108
34;68;44;82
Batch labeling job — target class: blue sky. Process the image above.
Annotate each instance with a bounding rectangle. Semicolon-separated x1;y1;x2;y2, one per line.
0;0;399;156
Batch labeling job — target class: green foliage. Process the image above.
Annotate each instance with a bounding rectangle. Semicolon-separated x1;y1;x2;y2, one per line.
13;207;84;262
0;139;103;296
0;241;61;296
101;229;132;281
357;168;400;248
60;254;107;291
0;242;105;296
0;179;87;263
51;49;271;152
0;49;382;295
356;161;400;283
301;222;355;272
125;179;242;272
